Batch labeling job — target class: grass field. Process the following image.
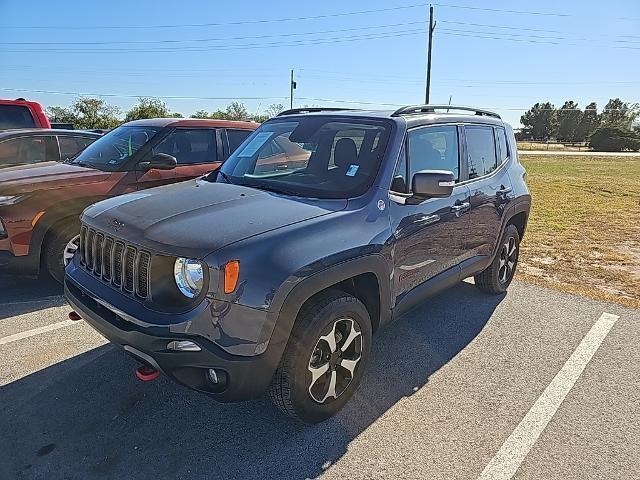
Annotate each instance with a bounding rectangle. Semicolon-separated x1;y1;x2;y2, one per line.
517;142;588;152
517;153;640;308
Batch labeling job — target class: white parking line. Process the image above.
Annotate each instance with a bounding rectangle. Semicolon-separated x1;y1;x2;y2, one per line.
0;295;65;307
0;320;82;346
477;311;620;480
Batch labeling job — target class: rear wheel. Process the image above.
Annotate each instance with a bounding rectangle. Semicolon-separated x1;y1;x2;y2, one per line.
269;290;372;423
43;220;80;284
474;224;520;294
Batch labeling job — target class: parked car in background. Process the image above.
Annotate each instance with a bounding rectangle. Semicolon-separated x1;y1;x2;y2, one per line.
0;98;51;129
0;129;100;169
65;105;530;423
0;118;257;282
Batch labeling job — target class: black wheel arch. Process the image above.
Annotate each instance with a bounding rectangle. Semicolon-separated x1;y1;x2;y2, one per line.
32;196;109;272
270;254;392;348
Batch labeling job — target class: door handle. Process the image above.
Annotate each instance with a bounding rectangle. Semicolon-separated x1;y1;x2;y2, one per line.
497;186;513;195
450;202;470;215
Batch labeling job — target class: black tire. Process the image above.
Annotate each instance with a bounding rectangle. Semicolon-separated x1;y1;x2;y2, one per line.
269;289;372;424
474;224;520;294
43;220;80;284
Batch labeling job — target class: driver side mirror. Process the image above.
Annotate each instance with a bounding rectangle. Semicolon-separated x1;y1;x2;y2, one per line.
411;170;455;198
138;153;177;171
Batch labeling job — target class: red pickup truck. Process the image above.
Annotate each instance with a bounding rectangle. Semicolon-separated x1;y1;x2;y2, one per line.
0;98;51;130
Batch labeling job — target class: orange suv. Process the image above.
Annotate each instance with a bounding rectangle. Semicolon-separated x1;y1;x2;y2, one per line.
0;118;257;282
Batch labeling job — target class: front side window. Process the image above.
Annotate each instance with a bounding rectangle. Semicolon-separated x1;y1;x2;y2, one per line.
0;105;36;129
71;126;159;170
153;128;217;165
58;135;95;161
215;117;391;199
407;125;460;185
466;126;498;178
0;136;50;164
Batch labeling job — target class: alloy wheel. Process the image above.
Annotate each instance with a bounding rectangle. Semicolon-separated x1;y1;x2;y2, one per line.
307;317;363;404
498;237;518;284
63;234;80;266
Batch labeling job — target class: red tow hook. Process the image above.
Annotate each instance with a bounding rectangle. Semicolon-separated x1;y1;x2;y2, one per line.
68;311;82;321
135;365;160;382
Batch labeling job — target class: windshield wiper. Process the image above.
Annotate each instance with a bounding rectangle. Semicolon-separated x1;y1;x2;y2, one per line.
249;182;300;197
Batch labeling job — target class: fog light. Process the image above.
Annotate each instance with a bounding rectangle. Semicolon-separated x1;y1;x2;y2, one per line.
167;340;201;352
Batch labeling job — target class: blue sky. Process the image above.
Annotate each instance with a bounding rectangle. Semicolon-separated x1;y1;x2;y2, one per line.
1;0;638;126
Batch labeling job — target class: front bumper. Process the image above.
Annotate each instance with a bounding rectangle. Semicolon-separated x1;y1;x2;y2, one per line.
64;275;286;402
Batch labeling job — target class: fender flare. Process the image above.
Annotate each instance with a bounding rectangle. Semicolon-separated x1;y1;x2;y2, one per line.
265;253;392;353
30;196;109;267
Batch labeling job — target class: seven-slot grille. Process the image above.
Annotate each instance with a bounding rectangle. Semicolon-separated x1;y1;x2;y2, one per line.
78;225;151;299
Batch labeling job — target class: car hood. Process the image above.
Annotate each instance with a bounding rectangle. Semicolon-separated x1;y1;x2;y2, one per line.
82;179;347;258
0;161;111;194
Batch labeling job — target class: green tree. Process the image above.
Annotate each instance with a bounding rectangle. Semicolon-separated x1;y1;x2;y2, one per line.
264;103;285;118
520;102;557;140
600;98;639;127
46;106;76;125
190;110;212;119
556;101;582;142
47;97;121;129
225;101;250;121
125;97;178;121
576;102;599;142
589;126;640;152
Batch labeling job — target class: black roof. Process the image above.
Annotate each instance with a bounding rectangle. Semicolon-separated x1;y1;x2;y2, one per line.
270;105;508;127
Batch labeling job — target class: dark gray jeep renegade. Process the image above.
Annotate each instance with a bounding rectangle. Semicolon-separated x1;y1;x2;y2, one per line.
65;105;530;423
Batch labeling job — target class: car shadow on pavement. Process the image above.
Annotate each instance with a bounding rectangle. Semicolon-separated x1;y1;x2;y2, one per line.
0;281;504;480
0;275;64;320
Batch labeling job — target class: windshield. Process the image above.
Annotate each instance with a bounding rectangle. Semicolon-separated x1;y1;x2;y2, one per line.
71;125;159;170
0;105;36;129
214;116;391;199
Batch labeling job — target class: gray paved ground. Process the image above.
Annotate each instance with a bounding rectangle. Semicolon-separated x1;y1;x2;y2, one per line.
0;276;638;480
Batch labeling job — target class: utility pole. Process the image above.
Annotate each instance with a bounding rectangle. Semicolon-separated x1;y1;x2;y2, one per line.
425;4;436;104
290;69;296;109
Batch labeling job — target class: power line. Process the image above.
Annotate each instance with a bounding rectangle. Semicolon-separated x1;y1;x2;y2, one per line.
3;88;636;111
0;3;427;30
439;20;640;41
0;21;426;46
433;2;571;17
432;2;639;21
1;29;427;53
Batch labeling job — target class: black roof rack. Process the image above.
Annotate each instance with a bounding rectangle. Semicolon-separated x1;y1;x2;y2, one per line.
277;107;357;116
391;104;501;119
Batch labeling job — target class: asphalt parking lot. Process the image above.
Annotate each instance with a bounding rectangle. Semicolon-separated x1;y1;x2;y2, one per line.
0;276;638;480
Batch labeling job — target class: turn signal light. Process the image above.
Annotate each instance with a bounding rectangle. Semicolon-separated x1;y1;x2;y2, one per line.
224;260;240;294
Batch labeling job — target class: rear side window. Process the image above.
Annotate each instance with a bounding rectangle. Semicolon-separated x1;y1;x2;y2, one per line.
0;105;36;129
465;126;497;179
0;136;50;164
496;127;509;164
58;136;95;160
153;128;217;165
407;125;460;183
226;129;252;154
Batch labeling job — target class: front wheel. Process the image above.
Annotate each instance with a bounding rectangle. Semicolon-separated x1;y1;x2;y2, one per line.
474;224;520;294
269;290;372;423
43;221;80;284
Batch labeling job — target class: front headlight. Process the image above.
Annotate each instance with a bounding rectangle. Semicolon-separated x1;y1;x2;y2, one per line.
0;195;23;206
173;258;205;298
